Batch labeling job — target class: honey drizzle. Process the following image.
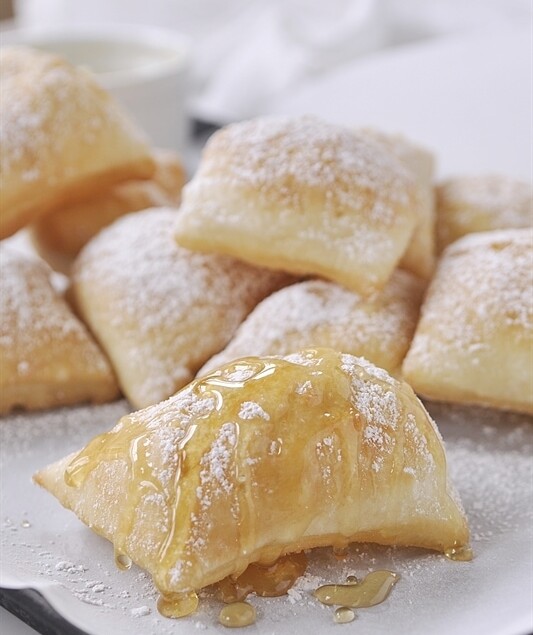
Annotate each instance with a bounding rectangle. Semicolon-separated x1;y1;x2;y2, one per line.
157;590;199;618
314;570;399;608
218;601;256;628
60;349;420;621
444;544;473;561
333;607;356;624
63;407;198;609
62;356;317;618
217;552;308;602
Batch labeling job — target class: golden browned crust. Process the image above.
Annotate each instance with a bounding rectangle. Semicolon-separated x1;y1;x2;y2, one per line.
403;228;533;414
70;208;294;409
0;247;119;414
175;115;418;297
30;149;186;273
199;270;424;378
361;129;436;279
35;349;468;594
436;175;532;253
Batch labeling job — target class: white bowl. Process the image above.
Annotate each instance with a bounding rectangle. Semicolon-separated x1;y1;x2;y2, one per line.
1;24;191;152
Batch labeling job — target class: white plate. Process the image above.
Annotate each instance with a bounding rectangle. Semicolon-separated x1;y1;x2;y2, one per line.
1;401;532;635
269;26;532;180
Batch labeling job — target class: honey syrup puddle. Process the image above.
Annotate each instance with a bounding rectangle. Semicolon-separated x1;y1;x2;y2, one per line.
216;552;308;602
444;544;474;562
334;606;356;624
157;590;199;618
314;570;399;609
114;552;132;570
219;601;256;628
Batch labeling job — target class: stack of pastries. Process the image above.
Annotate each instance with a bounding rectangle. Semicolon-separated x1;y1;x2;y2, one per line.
1;45;532;622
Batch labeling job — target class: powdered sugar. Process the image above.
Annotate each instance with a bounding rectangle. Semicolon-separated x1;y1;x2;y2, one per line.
340;355;400;436
195;115;414;223
238;401;270;421
406;228;533;373
200;273;423;377
437;175;532;250
0;246;115;409
0;46;147;180
198;422;238;502
72;208;290;407
178;116;418;282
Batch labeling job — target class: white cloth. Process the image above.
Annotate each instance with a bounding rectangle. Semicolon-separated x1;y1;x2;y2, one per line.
14;0;531;120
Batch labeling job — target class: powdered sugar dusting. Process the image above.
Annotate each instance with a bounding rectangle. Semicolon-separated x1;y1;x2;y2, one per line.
198;422;238;503
437;175;532;250
406;228;533;373
0;46;147;180
179;116;418;275
72;208;290;406
238;401;270;421
0;246;115;408
200;272;422;377
196;115;414;223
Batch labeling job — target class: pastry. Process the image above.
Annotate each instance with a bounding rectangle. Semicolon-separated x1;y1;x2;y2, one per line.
174;115;418;296
362;129;436;278
35;348;469;603
199;270;424;378
402;228;533;414
0;247;118;414
0;46;154;239
30;149;186;273
70;208;292;409
436;175;532;253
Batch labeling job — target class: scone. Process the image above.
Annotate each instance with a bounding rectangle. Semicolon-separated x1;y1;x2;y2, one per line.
175;115;418;296
30;149;186;273
199;270;424;378
436;175;532;253
0;247;119;414
403;228;533;414
0;46;154;239
35;348;469;603
70;208;292;409
362;129;436;278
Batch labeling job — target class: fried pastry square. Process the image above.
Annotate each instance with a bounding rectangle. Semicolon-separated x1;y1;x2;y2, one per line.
70;208;292;409
0;46;154;239
35;348;469;598
174;115;418;296
403;229;533;414
0;247;118;414
30;149;186;273
362;129;436;279
436;175;532;253
199;270;424;378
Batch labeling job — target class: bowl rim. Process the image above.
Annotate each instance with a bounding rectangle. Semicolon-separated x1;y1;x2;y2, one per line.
0;23;191;86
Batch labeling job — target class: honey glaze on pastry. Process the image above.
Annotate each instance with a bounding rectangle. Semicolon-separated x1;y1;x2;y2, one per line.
30;149;186;274
0;46;154;239
436;175;532;253
0;247;118;414
34;348;469;617
70;208;292;409
403;228;533;414
175;115;418;296
199;271;424;378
